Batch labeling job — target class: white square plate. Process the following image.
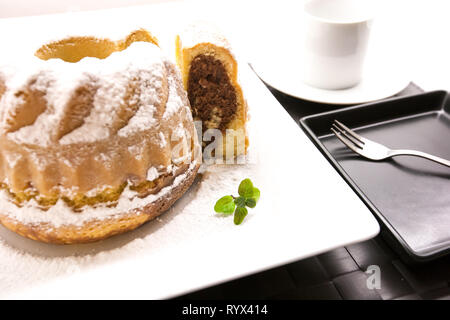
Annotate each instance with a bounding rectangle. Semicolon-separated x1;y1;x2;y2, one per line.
0;2;379;299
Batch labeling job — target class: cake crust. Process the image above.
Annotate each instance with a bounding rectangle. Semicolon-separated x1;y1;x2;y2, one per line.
0;162;200;244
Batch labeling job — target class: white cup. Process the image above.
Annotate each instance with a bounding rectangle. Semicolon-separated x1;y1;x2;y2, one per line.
301;0;374;90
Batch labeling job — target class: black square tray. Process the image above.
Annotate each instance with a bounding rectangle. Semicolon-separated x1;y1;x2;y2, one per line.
300;91;450;262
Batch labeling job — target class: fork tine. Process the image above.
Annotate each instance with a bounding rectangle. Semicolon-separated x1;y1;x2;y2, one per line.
331;128;362;153
334;120;365;144
332;123;364;149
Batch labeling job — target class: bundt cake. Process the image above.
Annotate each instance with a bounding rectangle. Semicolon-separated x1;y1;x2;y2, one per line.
0;29;200;244
176;23;248;158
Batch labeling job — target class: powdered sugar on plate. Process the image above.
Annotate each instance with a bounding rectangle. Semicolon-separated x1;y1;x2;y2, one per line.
0;158;266;297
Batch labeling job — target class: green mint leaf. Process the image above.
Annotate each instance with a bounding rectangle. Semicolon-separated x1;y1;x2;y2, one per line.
214;195;236;215
252;187;260;203
234;207;248;225
234;196;246;208
214;178;260;225
238;178;254;198
245;198;256;208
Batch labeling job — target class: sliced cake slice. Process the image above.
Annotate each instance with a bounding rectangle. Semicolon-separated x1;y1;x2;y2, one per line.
176;23;248;158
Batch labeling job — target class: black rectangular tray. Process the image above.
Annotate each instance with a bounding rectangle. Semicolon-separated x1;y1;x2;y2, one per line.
300;90;450;262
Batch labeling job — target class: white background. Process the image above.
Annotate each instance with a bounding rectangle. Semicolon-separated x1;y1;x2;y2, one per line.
1;0;449;91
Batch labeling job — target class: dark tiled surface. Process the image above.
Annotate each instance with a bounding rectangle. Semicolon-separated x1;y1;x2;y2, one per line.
317;247;359;278
374;262;413;300
179;82;450;301
392;260;449;294
345;241;393;270
220;266;296;300
394;293;423;300
180;237;450;300
333;271;381;300
271;282;342;300
285;257;328;288
420;287;450;300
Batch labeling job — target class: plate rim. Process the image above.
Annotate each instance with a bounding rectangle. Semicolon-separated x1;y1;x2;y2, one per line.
250;53;412;105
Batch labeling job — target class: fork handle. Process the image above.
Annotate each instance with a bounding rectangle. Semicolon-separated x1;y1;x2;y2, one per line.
389;150;450;168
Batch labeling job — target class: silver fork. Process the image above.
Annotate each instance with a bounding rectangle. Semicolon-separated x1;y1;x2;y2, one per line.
331;120;450;168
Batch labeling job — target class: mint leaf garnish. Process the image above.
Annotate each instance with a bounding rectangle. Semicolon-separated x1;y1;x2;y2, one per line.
214;195;236;215
234;207;248;225
234;196;246;208
238;178;254;198
214;179;260;225
252;187;260;203
245;198;256;208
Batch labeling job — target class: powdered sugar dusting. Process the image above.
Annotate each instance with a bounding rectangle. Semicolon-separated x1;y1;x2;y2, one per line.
146;167;160;182
162;65;187;119
3;42;168;146
4;152;22;169
180;21;235;58
159;132;167;147
128;144;144;160
0;36;193;198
